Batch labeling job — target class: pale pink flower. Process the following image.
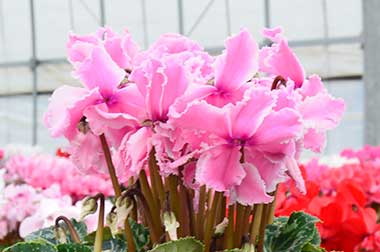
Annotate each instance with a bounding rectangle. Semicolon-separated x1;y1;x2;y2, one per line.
169;87;303;205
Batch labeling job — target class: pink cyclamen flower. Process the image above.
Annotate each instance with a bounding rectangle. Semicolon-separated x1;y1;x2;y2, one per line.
181;28;259;108
169;87;303;205
116;57;190;180
45;28;141;172
259;27;305;88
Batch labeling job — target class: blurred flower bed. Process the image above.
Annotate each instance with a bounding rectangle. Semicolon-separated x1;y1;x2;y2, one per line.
0;145;113;246
276;145;380;252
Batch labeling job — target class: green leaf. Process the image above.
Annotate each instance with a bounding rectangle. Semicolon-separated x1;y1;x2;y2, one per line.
301;243;326;252
148;237;204;252
83;227;113;245
24;219;88;245
24;228;57;245
56;244;92;252
70;219;88;241
103;237;126;252
128;218;150;251
264;211;321;252
3;241;57;252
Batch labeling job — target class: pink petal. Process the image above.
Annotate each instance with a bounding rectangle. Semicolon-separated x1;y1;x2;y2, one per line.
130;58;189;121
112;85;146;119
168;100;228;139
298;75;325;98
214;28;258;91
66;29;104;64
117;127;153;178
149;33;203;54
245;149;287;193
262;27;284;43
104;29;139;69
74;46;125;96
205;83;248;107
249;108;302;153
235;163;273;205
195;144;245;191
298;93;345;131
228;88;275;139
259;40;305;87
84;103;140;136
285;156;306;194
68;133;107;174
43;85;102;140
158;59;189;121
303;128;326;153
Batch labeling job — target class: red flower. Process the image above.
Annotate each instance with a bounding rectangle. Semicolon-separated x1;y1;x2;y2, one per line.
55;148;70;158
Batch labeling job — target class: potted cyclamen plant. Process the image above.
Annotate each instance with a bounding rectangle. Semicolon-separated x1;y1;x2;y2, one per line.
4;27;344;252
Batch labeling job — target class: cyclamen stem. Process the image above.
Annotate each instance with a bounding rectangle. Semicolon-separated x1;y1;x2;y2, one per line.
267;189;278;225
124;218;136;252
148;150;166;207
250;204;263;244
235;203;245;247
257;204;270;252
204;191;223;252
93;193;105;252
224;204;235;249
139;170;163;239
196;185;206;240
126;185;162;243
55;216;81;243
99;134;122;198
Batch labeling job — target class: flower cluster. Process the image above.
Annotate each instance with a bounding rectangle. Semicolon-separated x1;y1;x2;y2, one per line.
276;145;380;252
44;26;344;206
4;152;113;199
0;147;113;241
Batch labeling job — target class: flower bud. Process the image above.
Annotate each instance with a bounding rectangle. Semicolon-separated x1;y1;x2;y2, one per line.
80;196;98;220
115;196;133;227
106;211;120;235
242;243;255;252
214;217;229;236
162;211;179;241
54;226;67;244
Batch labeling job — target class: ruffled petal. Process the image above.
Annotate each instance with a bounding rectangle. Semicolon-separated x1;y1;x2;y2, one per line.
259;39;305;87
66;28;104;64
249;108;302;154
67;133;107;174
104;28;139;69
43;86;102;140
245;149;287;193
228;88;275;139
235;163;273;205
195;144;245;192
298;93;345;131
168;99;228;139
74;46;126;96
116;127;153;178
130;58;189;122
214;28;258;91
298;75;325;98
84;103;140;136
285;156;306;194
303;128;326;153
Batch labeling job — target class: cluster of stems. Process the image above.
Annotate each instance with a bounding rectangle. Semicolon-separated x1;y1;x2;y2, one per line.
95;135;278;252
52;135;276;251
